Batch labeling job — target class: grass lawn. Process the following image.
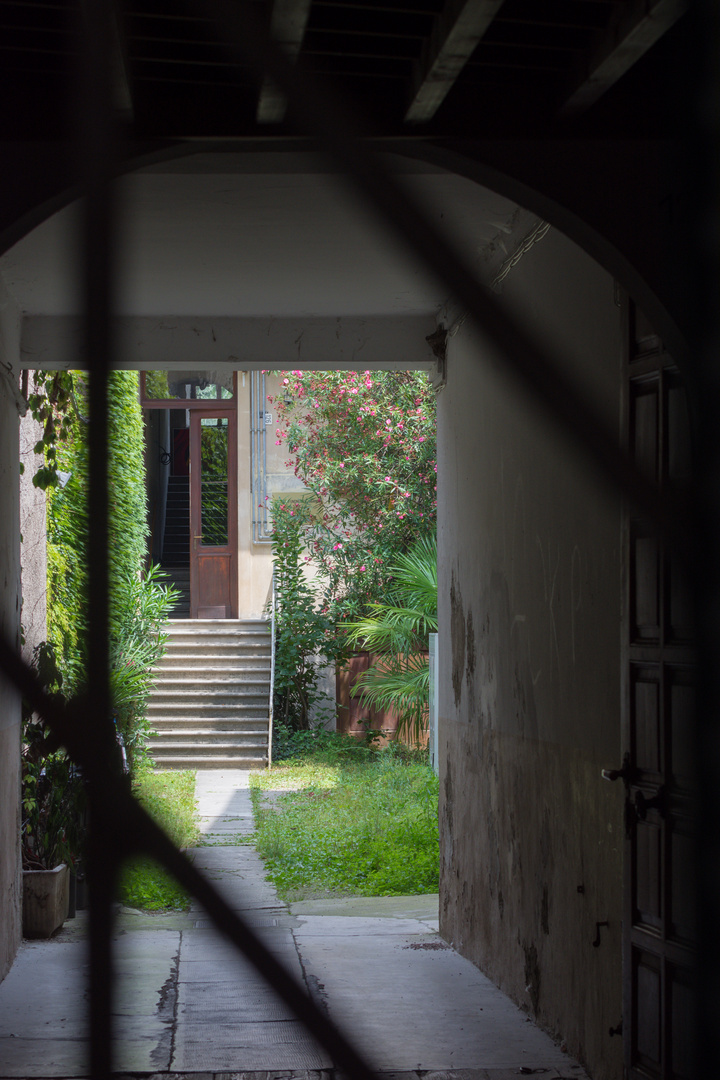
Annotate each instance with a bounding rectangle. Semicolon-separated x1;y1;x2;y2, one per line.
249;742;439;900
118;766;200;911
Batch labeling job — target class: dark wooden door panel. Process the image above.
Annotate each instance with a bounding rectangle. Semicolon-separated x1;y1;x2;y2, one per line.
631;529;661;642
190;409;238;619
634;952;662;1072
197;554;232;618
631;664;662;776
624;304;696;1080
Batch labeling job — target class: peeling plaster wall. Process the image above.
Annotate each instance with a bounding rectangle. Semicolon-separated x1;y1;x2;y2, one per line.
0;283;22;982
437;228;624;1079
19;381;47;655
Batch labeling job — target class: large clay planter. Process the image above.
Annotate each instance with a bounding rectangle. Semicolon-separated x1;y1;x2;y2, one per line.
22;863;69;938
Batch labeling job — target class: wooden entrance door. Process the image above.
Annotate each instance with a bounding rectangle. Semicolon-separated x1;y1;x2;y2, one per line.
189;408;238;619
621;302;695;1079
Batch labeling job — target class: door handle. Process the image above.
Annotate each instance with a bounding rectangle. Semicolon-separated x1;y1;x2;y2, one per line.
602;752;632;784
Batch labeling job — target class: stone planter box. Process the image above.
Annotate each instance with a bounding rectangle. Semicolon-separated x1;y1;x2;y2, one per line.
22;863;69;938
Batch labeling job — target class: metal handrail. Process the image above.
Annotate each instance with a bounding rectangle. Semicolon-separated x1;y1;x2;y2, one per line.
268;569;276;767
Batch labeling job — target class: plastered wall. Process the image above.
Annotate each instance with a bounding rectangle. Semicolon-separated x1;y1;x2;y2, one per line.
0;285;22;980
236;371;306;617
437;228;624;1079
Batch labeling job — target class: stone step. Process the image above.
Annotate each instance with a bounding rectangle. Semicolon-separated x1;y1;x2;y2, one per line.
155;656;269;672
151;676;270;691
150;701;270;715
148;730;268;746
164;623;269;632
149;754;268;770
162;645;270;659
151;751;268;760
147;699;268;716
151;666;270;679
162;632;270;643
150;718;268;732
148;683;269;698
163;635;269;647
147;619;271;771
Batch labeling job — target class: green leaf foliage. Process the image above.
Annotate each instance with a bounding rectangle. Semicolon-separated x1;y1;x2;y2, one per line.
44;371;179;768
270;497;346;731
21;642;85;871
269;370;436;621
344;536;437;741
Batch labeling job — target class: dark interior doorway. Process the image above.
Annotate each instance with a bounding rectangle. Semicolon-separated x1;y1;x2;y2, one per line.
142;372;238;619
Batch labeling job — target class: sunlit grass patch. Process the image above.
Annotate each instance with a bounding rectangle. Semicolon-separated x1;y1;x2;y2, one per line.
249;750;438;900
118;767;199;911
251;760;341;792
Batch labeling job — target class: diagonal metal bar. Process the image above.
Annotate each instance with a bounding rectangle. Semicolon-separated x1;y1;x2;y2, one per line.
205;0;689;558
0;634;380;1080
78;0;122;1074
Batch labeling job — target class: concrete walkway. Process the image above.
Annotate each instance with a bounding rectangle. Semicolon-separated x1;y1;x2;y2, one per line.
0;770;589;1079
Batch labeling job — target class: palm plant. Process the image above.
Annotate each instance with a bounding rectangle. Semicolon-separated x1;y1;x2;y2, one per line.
344;535;437;742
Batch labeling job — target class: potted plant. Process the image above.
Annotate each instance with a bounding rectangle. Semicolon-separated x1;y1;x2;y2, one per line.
21;643;86;938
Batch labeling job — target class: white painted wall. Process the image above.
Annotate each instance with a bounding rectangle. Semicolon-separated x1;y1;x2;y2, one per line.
437;226;625;1079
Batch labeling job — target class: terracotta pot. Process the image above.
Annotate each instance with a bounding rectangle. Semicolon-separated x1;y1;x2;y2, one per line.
22;863;69;938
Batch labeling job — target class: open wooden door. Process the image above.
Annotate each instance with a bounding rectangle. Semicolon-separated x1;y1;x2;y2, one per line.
189;408;238;619
618;302;695;1079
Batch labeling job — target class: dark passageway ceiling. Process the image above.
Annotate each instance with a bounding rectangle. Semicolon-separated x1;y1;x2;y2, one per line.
1;0;690;139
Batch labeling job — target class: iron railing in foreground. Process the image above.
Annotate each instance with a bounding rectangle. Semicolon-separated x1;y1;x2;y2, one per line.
0;1;714;1078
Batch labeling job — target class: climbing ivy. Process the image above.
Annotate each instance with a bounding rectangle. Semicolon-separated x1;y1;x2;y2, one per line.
23;371;77;490
45;371;178;767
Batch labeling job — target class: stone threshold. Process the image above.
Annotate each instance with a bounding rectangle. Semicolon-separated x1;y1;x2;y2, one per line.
13;1068;589;1080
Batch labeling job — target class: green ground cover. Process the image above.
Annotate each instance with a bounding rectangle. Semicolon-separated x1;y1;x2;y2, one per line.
249;742;439;900
118;768;199;911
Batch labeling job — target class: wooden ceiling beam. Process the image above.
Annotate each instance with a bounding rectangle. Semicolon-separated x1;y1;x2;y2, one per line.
256;0;313;123
404;0;507;124
558;0;689;117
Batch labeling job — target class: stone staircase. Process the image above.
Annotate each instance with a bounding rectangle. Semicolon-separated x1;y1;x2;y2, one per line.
147;619;271;769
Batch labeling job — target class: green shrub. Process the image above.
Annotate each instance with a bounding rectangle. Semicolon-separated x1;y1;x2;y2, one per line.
270;498;346;731
21;642;86;871
43;371;178;768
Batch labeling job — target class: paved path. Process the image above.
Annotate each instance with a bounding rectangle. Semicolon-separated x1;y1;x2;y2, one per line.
0;770;589;1079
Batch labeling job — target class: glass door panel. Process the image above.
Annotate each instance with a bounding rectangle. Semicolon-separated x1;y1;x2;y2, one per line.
200;417;229;546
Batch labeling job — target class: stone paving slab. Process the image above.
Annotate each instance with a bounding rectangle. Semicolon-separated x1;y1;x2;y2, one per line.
0;931;178;1077
290;895;439;924
0;771;589;1080
195;772;256;839
177;981;296;1021
291;916;438;938
173;1020;330;1072
292;917;575;1073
